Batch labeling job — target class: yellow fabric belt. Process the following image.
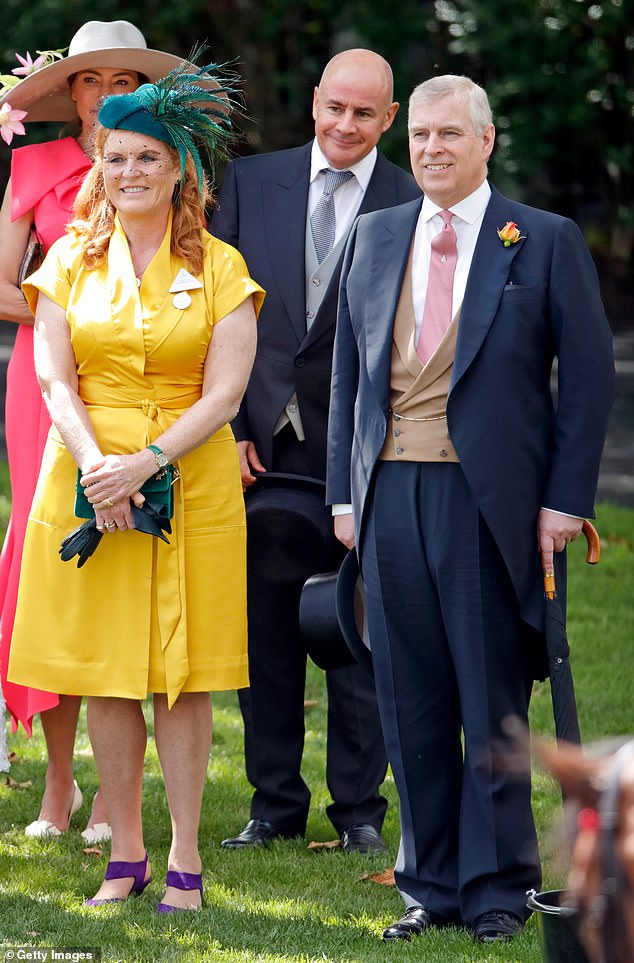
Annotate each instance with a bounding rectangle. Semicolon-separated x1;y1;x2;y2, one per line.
80;390;193;707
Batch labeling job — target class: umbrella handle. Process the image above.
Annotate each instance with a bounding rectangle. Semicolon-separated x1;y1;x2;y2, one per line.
582;519;600;565
543;519;601;598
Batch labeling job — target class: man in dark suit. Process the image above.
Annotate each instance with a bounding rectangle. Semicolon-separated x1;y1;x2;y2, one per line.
210;49;420;852
327;75;614;939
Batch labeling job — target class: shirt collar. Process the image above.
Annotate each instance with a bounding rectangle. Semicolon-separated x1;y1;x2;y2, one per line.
421;179;491;224
310;138;377;191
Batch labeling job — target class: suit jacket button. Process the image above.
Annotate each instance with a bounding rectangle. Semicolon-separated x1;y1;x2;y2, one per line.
295;357;305;368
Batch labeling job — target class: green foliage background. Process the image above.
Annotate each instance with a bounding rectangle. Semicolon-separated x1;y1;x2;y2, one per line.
0;1;631;205
1;0;631;323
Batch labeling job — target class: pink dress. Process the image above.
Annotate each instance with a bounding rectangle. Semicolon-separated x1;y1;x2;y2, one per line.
0;138;91;734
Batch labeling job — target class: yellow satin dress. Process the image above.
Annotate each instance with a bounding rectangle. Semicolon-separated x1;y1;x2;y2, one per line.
9;215;264;706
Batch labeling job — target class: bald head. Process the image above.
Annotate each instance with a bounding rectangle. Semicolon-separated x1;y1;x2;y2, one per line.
312;48;399;169
319;49;394;104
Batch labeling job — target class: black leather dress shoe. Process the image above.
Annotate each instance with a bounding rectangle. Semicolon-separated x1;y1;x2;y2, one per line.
340;823;387;854
220;818;299;849
382;906;435;941
472;910;524;943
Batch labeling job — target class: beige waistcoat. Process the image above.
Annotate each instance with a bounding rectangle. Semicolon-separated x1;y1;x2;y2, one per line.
380;249;460;462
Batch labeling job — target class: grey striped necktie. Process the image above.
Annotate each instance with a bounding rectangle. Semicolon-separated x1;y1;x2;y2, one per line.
310;168;354;263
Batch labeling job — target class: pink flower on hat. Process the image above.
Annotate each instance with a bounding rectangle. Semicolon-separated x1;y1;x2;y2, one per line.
12;51;46;76
0;102;28;144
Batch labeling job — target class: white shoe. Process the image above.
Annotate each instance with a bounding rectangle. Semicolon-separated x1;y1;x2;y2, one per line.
81;822;112;845
24;780;83;838
24;818;63;838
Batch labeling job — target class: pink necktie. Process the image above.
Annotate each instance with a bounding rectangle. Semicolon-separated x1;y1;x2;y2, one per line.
416;209;457;365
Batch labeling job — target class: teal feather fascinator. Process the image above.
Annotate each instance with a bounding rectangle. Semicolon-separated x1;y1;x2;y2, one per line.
98;55;241;193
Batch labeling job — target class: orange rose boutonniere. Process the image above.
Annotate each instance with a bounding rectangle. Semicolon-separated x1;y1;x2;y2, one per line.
497;221;526;246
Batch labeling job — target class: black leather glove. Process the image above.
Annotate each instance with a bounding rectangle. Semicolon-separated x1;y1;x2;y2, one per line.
130;500;172;541
59;501;172;567
59;518;103;568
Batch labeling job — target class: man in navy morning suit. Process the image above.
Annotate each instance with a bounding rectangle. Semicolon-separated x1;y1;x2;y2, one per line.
327;75;614;941
210;50;420;852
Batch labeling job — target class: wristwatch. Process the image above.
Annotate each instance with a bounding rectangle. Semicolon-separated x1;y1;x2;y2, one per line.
147;444;169;470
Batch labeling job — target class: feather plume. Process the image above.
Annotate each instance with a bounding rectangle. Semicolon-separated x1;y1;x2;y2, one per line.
132;49;242;191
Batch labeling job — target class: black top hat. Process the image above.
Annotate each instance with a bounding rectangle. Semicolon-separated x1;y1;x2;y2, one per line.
299;548;373;674
245;472;335;585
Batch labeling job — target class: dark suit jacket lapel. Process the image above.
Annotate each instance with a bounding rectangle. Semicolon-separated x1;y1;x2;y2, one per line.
452;187;526;389
364;199;422;398
264;143;311;342
357;152;395;217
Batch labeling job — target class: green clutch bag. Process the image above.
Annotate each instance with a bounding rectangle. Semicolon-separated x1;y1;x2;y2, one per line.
75;465;178;520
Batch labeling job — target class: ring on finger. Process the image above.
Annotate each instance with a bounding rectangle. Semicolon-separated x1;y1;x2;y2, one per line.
104;498;114;508
104;521;116;529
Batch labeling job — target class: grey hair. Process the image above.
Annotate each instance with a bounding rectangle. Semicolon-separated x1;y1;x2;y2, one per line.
409;75;492;135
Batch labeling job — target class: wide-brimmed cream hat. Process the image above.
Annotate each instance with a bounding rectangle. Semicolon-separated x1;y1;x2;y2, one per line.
0;21;187;122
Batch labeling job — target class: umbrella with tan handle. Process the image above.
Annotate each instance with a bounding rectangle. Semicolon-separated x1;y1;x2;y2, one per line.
542;519;600;746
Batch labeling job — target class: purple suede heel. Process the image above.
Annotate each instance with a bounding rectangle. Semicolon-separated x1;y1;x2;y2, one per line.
157;870;203;913
85;852;152;906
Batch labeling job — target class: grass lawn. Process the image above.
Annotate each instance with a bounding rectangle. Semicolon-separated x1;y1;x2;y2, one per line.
0;498;632;962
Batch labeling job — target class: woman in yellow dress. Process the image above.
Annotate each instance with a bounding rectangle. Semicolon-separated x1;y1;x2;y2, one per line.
8;64;263;911
0;18;186;843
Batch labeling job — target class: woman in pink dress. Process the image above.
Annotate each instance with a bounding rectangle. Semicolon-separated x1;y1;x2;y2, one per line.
0;20;184;840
